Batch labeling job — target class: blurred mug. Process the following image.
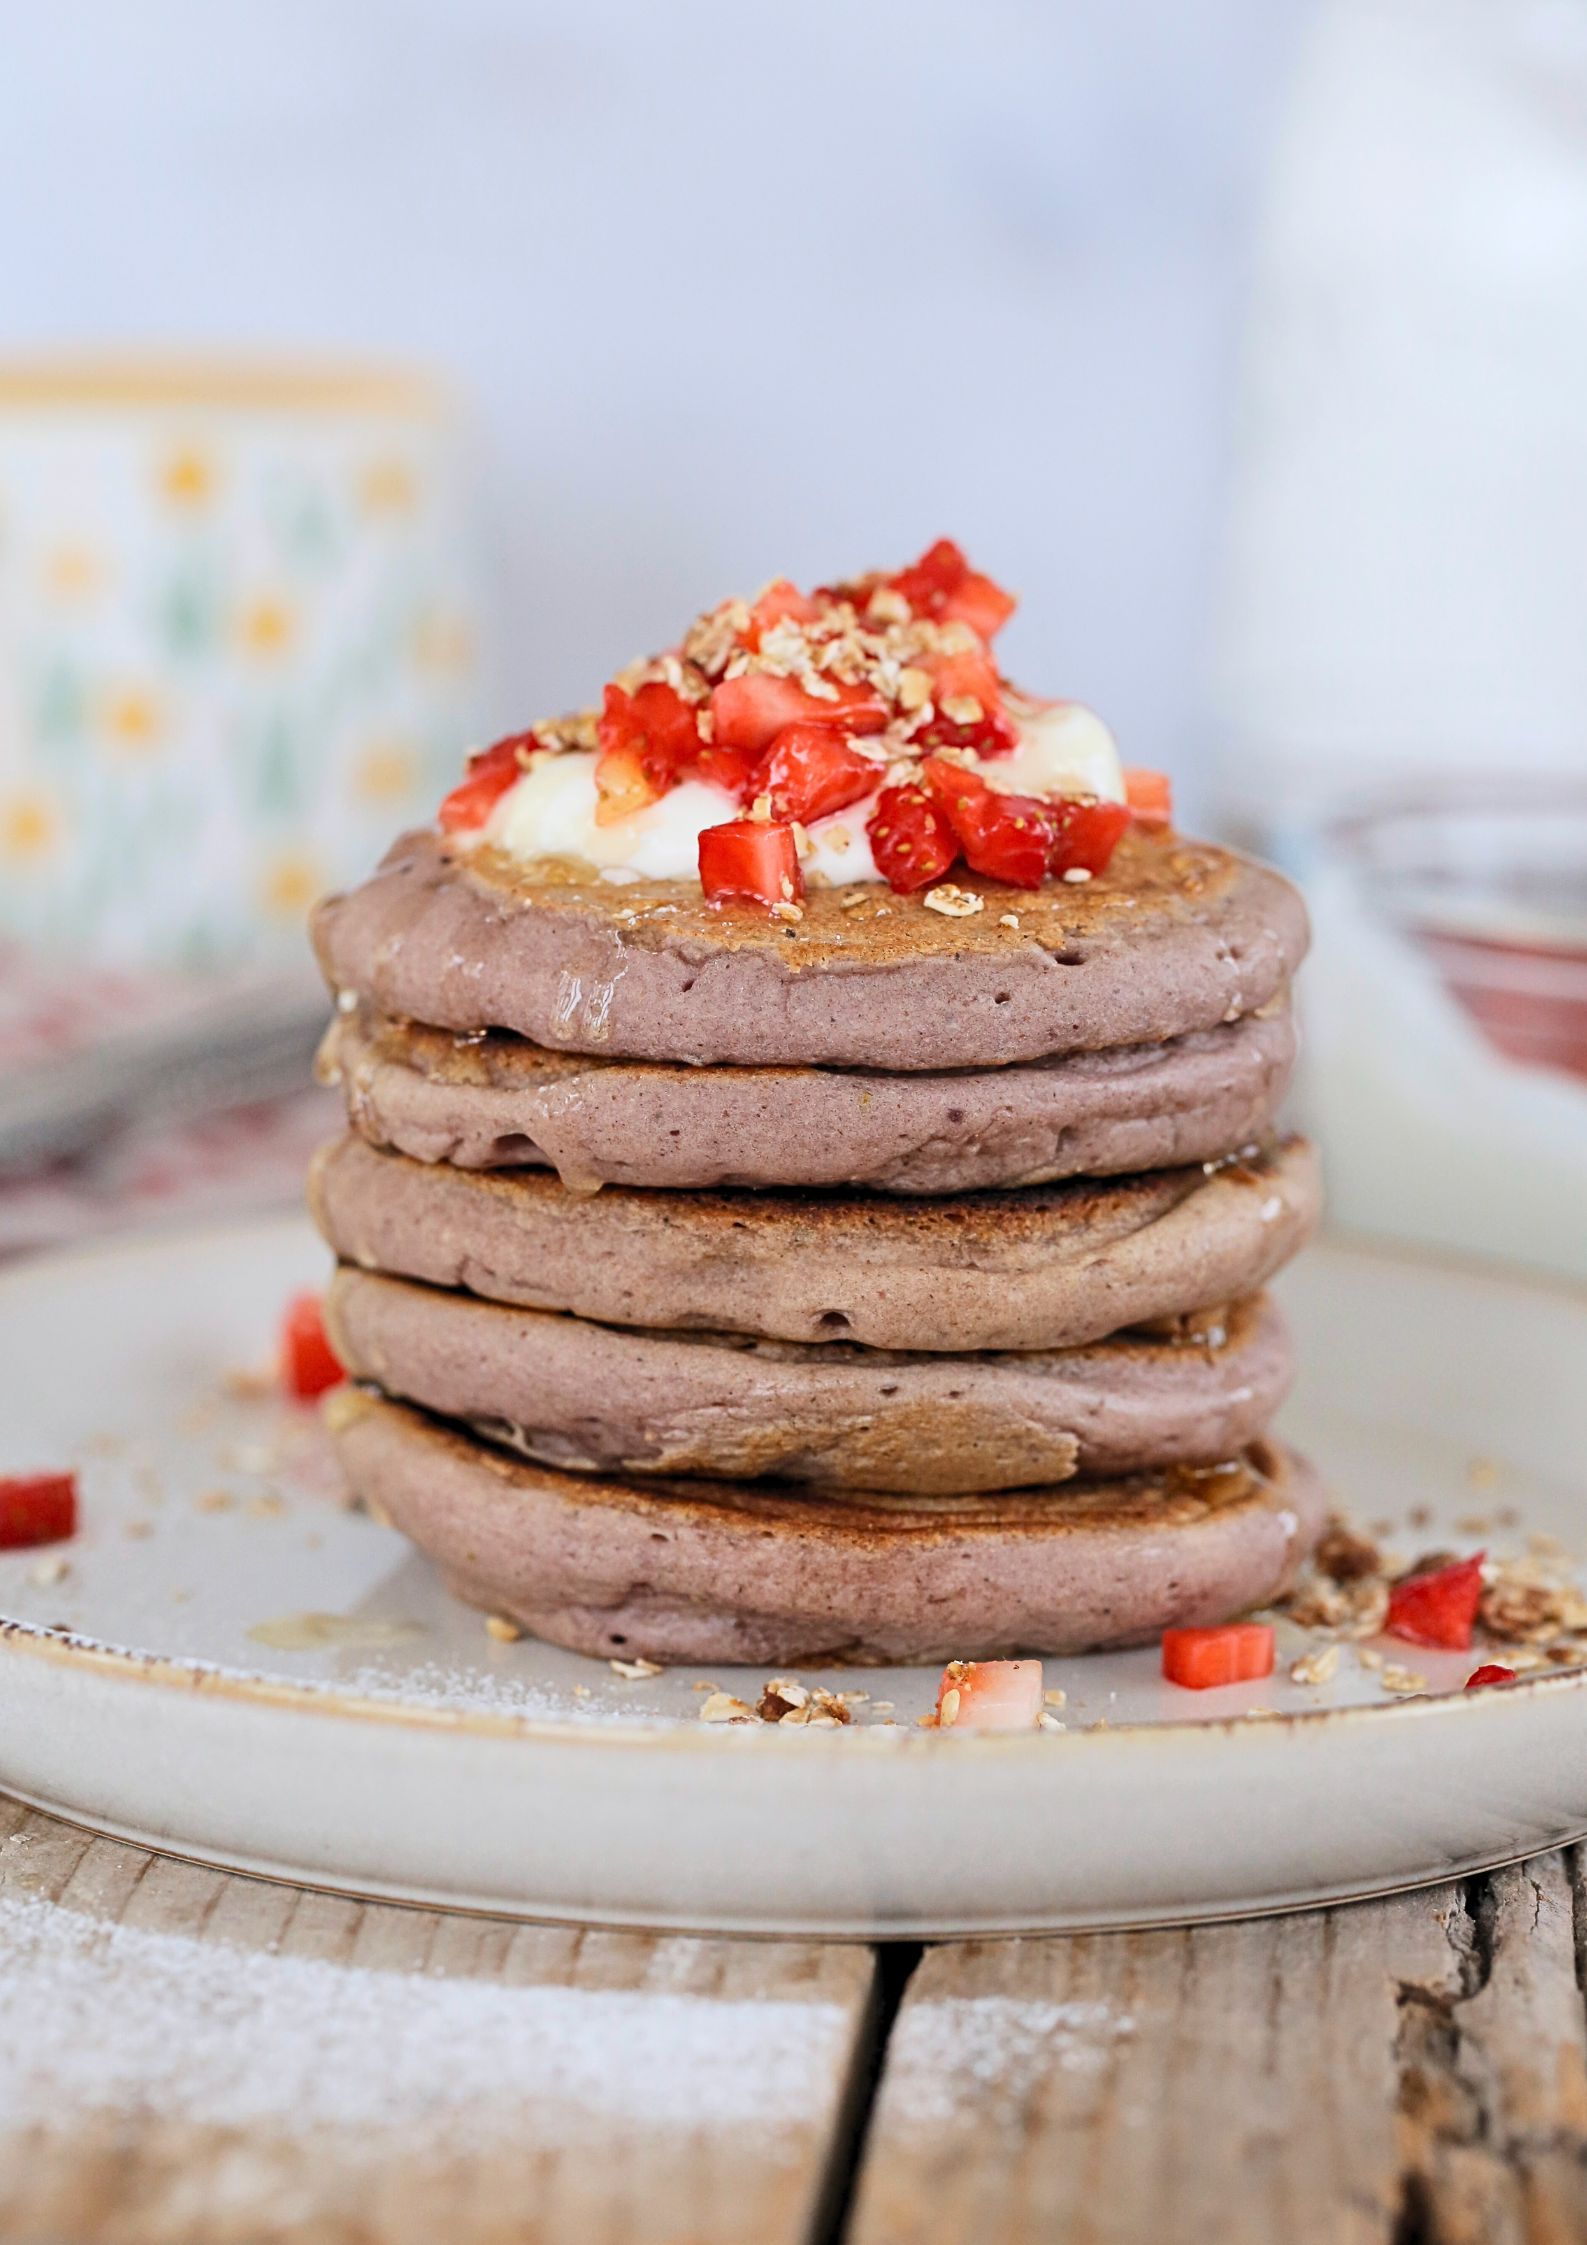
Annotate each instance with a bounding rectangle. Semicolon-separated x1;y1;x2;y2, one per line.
0;357;489;973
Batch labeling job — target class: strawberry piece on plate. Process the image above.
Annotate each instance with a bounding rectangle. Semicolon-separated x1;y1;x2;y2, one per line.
282;1292;345;1402
0;1471;78;1551
755;727;879;824
1047;796;1130;879
867;782;959;892
1466;1663;1517;1689
934;1658;1045;1730
922;758;1054;889
1162;1622;1276;1690
698;818;803;909
1387;1553;1486;1650
437;732;532;833
1124;767;1174;830
710;672;887;758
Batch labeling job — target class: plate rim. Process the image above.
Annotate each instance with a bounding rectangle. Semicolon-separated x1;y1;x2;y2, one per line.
3;1207;1584;1757
6;1775;1585;1941
5;1611;1583;1756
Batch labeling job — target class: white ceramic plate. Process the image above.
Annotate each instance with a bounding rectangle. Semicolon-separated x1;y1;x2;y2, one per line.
1;1217;1584;1936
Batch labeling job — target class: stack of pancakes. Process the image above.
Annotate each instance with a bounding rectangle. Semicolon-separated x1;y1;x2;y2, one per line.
309;824;1322;1665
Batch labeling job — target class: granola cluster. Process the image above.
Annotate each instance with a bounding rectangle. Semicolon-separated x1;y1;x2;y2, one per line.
697;1678;864;1728
664;589;1003;773
1277;1512;1587;1675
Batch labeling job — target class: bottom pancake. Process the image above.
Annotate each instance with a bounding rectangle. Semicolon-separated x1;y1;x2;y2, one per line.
326;1389;1326;1665
325;1266;1294;1491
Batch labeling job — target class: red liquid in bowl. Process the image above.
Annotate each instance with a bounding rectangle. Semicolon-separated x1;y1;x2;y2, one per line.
1417;926;1587;1081
1337;791;1587;1087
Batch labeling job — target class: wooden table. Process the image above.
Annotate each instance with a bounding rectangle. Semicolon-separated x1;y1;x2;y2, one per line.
3;1795;1585;2244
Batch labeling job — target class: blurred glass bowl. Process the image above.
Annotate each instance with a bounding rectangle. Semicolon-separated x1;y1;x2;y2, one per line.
1335;784;1587;1082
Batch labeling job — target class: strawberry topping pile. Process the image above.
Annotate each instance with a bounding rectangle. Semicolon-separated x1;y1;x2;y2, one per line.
437;540;1172;910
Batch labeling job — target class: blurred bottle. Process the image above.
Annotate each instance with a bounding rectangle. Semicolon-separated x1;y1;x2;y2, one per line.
1214;0;1587;1277
1217;0;1587;832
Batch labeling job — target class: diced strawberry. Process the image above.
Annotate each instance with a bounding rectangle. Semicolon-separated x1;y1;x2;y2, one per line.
593;744;662;826
1386;1553;1486;1651
1047;796;1130;879
941;569;1017;640
710;672;888;757
437;733;531;833
593;680;708;823
1161;1622;1275;1690
635;681;706;776
913;706;1020;760
597;681;702;791
755;727;879;824
1124;767;1174;830
1466;1664;1517;1690
890;537;970;618
698;818;803;909
934;1658;1045;1731
693;739;766;798
282;1292;344;1402
935;646;1000;706
914;647;1019;758
867;782;959;893
889;539;1016;640
818;572;882;613
0;1471;78;1551
921;757;1054;889
743;579;820;649
595;686;643;763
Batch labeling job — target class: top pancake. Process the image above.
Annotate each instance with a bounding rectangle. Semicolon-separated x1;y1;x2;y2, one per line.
311;825;1309;1070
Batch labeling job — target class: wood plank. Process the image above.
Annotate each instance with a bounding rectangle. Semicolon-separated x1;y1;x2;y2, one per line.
0;1802;876;2245
851;1868;1587;2245
1400;1853;1587;2245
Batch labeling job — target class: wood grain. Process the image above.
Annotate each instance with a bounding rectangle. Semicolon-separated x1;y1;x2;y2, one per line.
849;1855;1587;2245
1399;1854;1587;2245
0;1798;876;2245
9;1793;1587;2245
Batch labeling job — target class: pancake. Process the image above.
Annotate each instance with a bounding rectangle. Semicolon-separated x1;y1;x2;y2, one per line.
326;1390;1325;1663
308;1131;1321;1355
321;999;1296;1195
326;1268;1293;1492
310;826;1308;1071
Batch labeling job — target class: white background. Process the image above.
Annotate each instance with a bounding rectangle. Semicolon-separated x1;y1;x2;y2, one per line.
0;0;1307;810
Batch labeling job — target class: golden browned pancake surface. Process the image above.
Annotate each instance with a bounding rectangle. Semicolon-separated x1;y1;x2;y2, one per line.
311;826;1309;1069
309;1130;1321;1354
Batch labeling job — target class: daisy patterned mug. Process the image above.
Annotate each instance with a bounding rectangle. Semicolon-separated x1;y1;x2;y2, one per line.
0;358;489;970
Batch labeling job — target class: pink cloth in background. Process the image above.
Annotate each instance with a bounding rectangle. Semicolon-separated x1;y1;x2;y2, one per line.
0;946;332;1259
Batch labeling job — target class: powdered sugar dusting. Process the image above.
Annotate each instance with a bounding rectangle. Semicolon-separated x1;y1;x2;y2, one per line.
0;1894;846;2152
881;1994;1135;2125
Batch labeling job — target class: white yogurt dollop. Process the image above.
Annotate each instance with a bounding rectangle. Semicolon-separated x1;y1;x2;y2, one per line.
482;700;1123;885
989;700;1124;805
